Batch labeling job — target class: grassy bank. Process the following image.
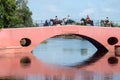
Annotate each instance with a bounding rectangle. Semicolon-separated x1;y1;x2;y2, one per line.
52;34;84;40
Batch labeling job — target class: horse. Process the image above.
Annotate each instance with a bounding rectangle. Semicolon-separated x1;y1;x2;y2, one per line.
66;19;75;25
100;20;113;27
50;19;62;26
80;18;94;26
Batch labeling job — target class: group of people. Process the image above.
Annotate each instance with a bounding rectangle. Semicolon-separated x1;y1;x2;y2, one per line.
80;16;113;27
43;15;113;27
44;15;75;26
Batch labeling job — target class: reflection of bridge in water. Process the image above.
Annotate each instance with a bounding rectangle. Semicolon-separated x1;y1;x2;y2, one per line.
0;25;120;77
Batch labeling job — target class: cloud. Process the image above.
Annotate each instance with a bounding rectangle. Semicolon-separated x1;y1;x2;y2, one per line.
79;8;96;16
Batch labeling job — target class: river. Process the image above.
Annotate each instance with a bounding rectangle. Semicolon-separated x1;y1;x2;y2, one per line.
31;38;120;80
32;38;97;66
0;38;120;80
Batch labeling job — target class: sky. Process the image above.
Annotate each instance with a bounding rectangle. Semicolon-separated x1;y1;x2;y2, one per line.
28;0;120;22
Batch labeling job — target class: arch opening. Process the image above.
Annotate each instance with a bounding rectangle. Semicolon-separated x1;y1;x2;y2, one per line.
53;34;108;52
20;38;31;47
107;37;118;45
32;34;108;67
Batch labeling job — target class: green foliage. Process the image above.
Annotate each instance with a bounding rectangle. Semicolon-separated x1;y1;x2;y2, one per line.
0;0;17;28
0;0;33;28
113;23;120;27
16;0;33;27
41;40;48;44
76;22;82;25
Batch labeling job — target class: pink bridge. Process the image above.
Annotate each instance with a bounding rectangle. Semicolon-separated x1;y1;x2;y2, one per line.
0;25;120;55
0;25;120;77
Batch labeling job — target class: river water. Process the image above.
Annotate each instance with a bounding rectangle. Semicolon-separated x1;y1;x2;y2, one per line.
33;38;97;66
31;38;120;80
1;38;120;80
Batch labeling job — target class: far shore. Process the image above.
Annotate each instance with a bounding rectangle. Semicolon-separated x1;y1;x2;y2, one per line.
52;34;85;40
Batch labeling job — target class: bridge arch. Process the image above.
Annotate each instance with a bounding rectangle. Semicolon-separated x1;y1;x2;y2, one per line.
40;33;108;51
32;33;108;67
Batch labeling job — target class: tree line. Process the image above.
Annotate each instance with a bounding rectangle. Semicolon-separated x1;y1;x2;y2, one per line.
0;0;33;28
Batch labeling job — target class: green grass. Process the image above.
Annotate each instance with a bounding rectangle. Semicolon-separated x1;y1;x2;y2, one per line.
41;40;48;44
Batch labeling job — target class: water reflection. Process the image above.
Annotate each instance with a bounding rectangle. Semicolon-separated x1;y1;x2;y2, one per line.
25;75;77;80
0;57;120;80
32;38;97;66
1;38;120;80
81;48;88;56
75;50;107;68
1;72;119;80
22;70;95;80
0;76;24;80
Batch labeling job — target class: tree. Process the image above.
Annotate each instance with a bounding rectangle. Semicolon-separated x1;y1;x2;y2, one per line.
0;0;33;28
113;23;120;27
16;0;33;27
0;0;18;28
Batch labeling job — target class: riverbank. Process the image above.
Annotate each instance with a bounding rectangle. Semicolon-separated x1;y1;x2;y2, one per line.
52;34;84;40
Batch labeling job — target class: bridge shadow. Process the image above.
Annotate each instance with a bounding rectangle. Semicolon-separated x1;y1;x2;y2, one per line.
72;50;107;68
68;34;108;68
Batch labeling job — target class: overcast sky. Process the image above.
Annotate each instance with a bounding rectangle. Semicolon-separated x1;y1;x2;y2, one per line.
28;0;120;22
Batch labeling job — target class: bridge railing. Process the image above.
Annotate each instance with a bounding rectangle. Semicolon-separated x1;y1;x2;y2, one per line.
33;19;120;27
